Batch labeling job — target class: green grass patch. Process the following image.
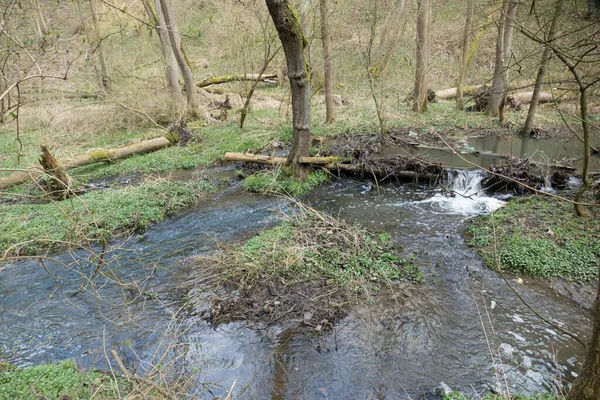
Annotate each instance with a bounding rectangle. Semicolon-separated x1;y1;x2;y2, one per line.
0;360;127;400
467;197;600;281
0;179;215;256
216;204;423;290
244;167;330;196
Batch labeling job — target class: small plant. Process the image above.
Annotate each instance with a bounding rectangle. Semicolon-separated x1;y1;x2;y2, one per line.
244;167;330;196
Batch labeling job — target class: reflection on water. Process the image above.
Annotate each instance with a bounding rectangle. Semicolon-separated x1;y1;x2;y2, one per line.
0;180;591;399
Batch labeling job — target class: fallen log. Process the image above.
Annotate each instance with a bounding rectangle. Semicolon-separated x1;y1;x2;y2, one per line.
435;85;482;99
0;133;184;190
196;73;278;88
223;152;438;180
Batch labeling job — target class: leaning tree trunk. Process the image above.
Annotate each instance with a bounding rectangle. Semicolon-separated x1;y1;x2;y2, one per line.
412;0;431;113
568;266;600;399
159;0;200;117
142;0;184;111
89;0;110;90
456;0;474;110
266;0;312;178
320;0;334;124
521;0;561;135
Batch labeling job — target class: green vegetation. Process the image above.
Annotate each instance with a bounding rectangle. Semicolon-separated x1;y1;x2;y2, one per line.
215;205;423;291
442;392;562;400
0;360;126;399
244;168;330;196
467;197;600;282
0;180;215;256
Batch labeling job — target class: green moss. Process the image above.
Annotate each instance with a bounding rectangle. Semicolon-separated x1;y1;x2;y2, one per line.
163;131;180;144
0;360;127;400
0;180;215;256
244;168;330;196
467;197;600;281
88;150;112;161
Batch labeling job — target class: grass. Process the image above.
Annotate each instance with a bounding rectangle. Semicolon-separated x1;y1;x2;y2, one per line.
212;203;423;291
244;167;330;196
467;196;600;282
0;360;128;400
0;179;215;257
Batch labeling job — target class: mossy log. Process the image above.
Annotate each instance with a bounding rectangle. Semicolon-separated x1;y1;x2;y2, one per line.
435;85;482;99
0;133;182;190
224;152;433;180
196;73;278;88
435;86;565;105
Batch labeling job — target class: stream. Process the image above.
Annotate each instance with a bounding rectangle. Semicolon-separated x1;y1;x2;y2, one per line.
0;155;593;398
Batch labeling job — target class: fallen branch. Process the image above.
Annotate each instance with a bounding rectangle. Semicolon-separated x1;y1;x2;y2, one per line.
0;133;185;190
197;73;278;88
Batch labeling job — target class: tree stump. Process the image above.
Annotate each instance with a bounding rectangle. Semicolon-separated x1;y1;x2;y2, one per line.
39;145;75;200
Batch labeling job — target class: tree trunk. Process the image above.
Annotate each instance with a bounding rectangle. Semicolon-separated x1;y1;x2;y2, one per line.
521;0;561;135
320;0;334;124
567;267;600;399
412;0;431;113
158;0;200;117
377;0;409;77
456;0;474;110
266;0;312;178
488;0;509;117
143;0;184;111
89;0;110;90
75;0;105;93
32;0;49;36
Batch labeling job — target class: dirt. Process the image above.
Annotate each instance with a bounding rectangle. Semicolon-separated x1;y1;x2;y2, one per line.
204;276;348;331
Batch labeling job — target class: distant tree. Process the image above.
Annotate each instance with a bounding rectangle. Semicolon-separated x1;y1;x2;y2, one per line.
521;0;561;135
31;0;49;37
265;0;312;178
412;0;431;113
158;0;200;117
456;0;474;110
88;0;110;90
488;0;519;119
319;0;334;123
75;0;106;93
141;0;184;112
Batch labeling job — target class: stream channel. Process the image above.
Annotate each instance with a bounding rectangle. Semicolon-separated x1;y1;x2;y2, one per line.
0;136;595;399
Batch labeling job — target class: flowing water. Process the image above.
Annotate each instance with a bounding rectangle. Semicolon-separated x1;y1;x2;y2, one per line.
0;171;591;399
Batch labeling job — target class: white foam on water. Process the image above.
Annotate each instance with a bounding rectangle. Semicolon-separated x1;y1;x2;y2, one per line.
420;170;507;216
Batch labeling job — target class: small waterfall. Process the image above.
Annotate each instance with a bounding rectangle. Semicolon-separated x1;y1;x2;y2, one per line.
419;169;507;215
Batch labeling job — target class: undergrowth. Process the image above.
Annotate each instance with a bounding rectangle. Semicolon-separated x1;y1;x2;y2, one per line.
244;167;330;196
0;179;215;256
0;360;127;400
467;196;600;282
442;392;562;400
211;202;423;291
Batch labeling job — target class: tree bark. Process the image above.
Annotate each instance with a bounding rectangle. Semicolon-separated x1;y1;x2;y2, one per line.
197;73;277;88
319;0;334;124
567;267;600;399
89;0;110;90
521;0;561;135
158;0;200;117
456;0;474;110
75;0;105;93
266;0;312;178
142;0;184;111
412;0;431;113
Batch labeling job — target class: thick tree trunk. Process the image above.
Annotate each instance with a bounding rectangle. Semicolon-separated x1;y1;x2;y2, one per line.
76;0;105;93
568;268;600;399
159;0;200;117
320;0;334;124
142;0;184;111
412;0;431;113
488;0;510;117
521;0;561;135
266;0;312;178
456;0;474;110
89;0;110;90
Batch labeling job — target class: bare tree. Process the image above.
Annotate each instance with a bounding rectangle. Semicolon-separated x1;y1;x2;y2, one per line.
375;0;409;78
521;0;561;135
488;0;519;118
158;0;200;117
75;0;106;93
265;0;312;178
141;0;184;111
31;0;49;37
412;0;431;113
89;0;110;89
319;0;334;123
456;0;474;110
